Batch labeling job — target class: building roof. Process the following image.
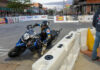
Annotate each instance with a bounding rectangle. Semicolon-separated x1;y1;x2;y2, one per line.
73;0;100;6
28;3;42;8
0;0;9;3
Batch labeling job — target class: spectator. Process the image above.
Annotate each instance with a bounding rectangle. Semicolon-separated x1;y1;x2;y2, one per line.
92;8;100;61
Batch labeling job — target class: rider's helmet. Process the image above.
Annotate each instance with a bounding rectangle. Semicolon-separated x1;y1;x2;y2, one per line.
27;25;33;30
41;21;49;27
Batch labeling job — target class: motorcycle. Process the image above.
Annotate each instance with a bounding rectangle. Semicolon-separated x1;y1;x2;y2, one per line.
8;25;61;58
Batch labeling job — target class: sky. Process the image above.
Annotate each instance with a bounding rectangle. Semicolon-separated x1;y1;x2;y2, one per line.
30;0;73;10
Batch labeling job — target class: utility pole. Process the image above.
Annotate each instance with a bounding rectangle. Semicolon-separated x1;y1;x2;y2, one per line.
54;7;57;15
63;0;66;15
63;0;68;15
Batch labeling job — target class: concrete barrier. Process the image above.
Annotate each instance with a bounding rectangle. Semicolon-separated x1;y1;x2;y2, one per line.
12;17;19;23
79;28;88;51
48;16;54;20
59;32;80;70
32;28;96;70
19;15;48;22
32;31;80;70
7;17;14;24
77;28;96;51
78;16;84;22
1;15;48;24
78;15;93;23
1;15;94;24
54;16;79;23
6;17;20;24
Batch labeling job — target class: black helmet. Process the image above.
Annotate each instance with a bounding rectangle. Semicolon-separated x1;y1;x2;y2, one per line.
27;25;33;30
41;21;49;27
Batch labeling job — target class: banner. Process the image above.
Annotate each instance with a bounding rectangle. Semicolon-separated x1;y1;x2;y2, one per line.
33;15;48;20
26;16;33;21
78;15;93;22
40;15;48;20
0;18;6;24
19;16;26;22
7;17;14;24
54;16;66;23
54;16;79;23
56;16;64;21
19;15;48;22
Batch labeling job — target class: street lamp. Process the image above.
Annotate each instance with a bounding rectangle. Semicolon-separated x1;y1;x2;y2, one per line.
63;0;68;15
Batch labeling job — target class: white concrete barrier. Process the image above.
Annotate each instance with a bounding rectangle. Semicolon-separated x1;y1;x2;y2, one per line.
19;15;48;22
13;17;19;23
59;32;80;70
32;31;80;70
7;17;14;24
78;15;93;23
3;15;95;24
77;28;96;51
54;16;79;23
48;16;54;20
32;28;96;70
91;28;96;36
78;16;84;22
79;28;88;51
19;16;26;22
32;15;48;20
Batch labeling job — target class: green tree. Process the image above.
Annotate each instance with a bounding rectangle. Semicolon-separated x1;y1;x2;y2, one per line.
7;0;30;9
47;9;55;15
8;0;30;4
7;0;30;13
24;0;30;4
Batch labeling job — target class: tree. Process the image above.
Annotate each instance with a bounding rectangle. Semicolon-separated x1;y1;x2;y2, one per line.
47;9;55;15
8;0;30;4
7;0;30;13
24;0;30;4
7;0;30;9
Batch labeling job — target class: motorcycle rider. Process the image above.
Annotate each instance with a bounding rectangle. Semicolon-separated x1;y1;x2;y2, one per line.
33;21;51;55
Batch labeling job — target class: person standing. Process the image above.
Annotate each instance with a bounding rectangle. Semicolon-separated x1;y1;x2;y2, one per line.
92;8;100;61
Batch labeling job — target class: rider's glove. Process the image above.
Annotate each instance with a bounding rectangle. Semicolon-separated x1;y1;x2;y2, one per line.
33;23;38;28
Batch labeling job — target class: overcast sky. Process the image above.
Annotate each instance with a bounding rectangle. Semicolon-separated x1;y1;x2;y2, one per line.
31;0;73;10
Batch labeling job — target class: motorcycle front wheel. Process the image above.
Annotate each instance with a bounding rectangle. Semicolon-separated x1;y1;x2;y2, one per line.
8;47;26;58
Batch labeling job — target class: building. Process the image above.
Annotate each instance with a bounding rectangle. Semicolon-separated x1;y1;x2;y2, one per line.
29;3;43;8
72;0;100;15
28;3;47;14
0;0;8;7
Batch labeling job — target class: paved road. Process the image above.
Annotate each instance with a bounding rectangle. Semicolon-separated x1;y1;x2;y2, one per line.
0;21;92;70
74;53;100;70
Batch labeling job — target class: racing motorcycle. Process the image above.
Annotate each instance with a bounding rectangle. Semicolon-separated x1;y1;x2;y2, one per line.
8;25;61;58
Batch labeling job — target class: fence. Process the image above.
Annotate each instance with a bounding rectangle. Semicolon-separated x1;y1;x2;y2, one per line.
0;15;94;24
54;16;79;23
78;15;93;23
0;15;48;24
